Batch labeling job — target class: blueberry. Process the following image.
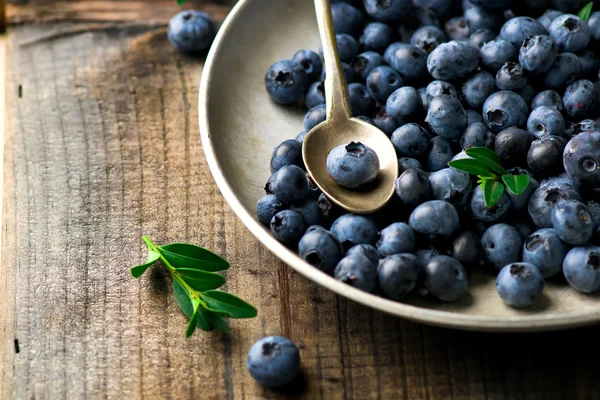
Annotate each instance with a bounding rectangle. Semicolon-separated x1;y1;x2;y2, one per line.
411;26;448;54
467;0;512;10
506;173;539;212
351;51;384;82
509;217;536;240
527;106;566;139
444;16;471;41
331;214;378;250
549;14;590;53
516;85;536;107
563;246;600;293
483;91;529;134
469;29;495;49
423;255;468;302
317;193;339;221
364;0;411;22
479;39;517;72
470;185;511;223
462;71;496;111
304;104;327;131
167;10;215;53
413;0;454;17
366;66;404;104
298;228;343;272
256;194;287;225
571;119;598;136
563;79;597;120
295;131;308;145
551;200;594;245
320;33;359;64
426;136;455;172
493;126;533;168
416;247;440;268
464;6;503;32
466;109;483;126
461;122;495;148
373;108;401;136
527;135;567;178
538;9;563;30
543;52;582;90
321;62;356;84
482;223;523;270
377;254;420;300
304;81;325;110
384;43;429;85
360;22;393;53
398;157;423;173
528;178;582;228
519;35;558;73
418;87;429;110
531;90;563;112
348;83;375;116
386;87;422;122
522;228;569;278
589;11;600;41
427;40;480;81
495;62;528;91
292;50;323;82
587;200;600;229
395;168;431;209
334;254;377;292
500;17;548;49
563;130;600;188
270;210;305;246
409;200;460;237
347;244;381;264
496;263;545;308
271;165;309;204
391;123;430;158
449;231;485;270
426;95;467;140
577;50;600;79
355;116;375;126
331;2;365;36
265;60;309;105
426;80;459;103
377;222;416;256
327;142;379;189
270;139;303;173
247;336;300;387
290;199;321;227
429;168;472;209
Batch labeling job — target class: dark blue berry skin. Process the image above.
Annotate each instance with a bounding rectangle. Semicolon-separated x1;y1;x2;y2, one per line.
321;34;359;64
563;79;597;120
563;246;600;293
426;80;459;103
355;116;375;126
427;40;480;81
418;87;429;110
543;52;581;90
373;108;401;136
416;247;440;268
398;157;423;173
461;122;495;149
589;11;600;40
364;0;411;22
424;255;468;302
464;6;503;32
516;85;536;107
271;165;309;204
305;81;325;110
506;174;539;212
377;254;420;299
527;135;567;179
292;50;323;82
496;263;545;308
271;139;303;173
494;127;533;168
348;83;375;116
426;136;455;172
508;217;536;241
429;168;472;209
295;131;308;143
528;178;582;228
270;210;305;246
303;104;327;131
479;39;517;72
551;200;594;245
482;223;523;271
572;120;598;136
327;142;379;189
426;95;467;140
444;16;471;41
391;123;430;158
334;254;377;292
257;195;287;225
265;60;309;105
469;29;495;49
483;91;529;134
386;87;422;122
519;35;557;73
470;185;512;223
377;222;416;256
577;50;600;79
549;14;591;53
395;168;431;209
331;2;365;36
331;214;379;250
466;110;483;126
290;199;321;227
468;0;512;10
522;228;569;278
563;130;600;189
527;106;567;139
360;22;393;53
347;244;380;264
366;66;404;104
500;17;548;49
298;228;343;272
321;62;356;84
409;200;460;237
384;43;429;85
462;71;496;111
413;0;453;17
168;10;215;53
495;62;528;91
449;231;485;270
538;9;563;30
351;51;385;82
247;336;300;387
411;26;448;54
532;90;563;112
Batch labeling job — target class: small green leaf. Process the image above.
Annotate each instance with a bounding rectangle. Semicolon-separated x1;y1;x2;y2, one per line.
173;279;193;317
130;249;161;278
160;243;229;272
196;307;214;331
207;313;231;334
482;180;505;208
501;174;531;196
448;159;496;177
465;147;507;175
177;268;226;292
201;290;258;319
176;0;188;5
186;309;199;337
578;2;594;22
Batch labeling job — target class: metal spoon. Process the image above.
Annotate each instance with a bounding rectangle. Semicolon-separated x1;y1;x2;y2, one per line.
302;0;398;214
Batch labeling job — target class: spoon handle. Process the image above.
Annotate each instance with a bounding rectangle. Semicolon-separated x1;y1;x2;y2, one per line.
314;0;352;122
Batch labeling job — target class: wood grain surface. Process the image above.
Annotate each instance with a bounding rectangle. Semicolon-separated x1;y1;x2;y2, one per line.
2;1;600;399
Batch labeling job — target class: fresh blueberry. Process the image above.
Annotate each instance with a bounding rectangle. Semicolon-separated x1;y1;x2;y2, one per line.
449;231;485;270
247;336;300;387
418;87;429;110
426;80;459;103
265;60;309;105
467;0;512;10
366;66;404;104
464;6;503;32
334;254;377;292
495;62;528;91
444;16;470;41
386;87;422;122
429;168;472;209
384;43;429;85
377;222;416;256
482;223;523;270
321;62;356;84
377;253;420;300
423;255;468;302
427;40;480;81
519;35;557;73
538;9;563;30
493;126;534;168
409;200;460;237
398;157;423;173
413;0;454;17
316;193;339;221
516;85;536;107
563;79;597;120
331;214;379;250
168;10;215;53
508;217;536;240
290;199;321;227
298;227;343;272
270;139;303;173
479;39;517;72
466;109;483;126
320;34;359;64
531;90;563;112
373;108;401;136
528;178;582;228
577;50;600;79
256;194;287;225
543;52;582;90
571;119;598;136
496;263;545;308
270;165;309;204
416;247;440;268
469;29;495;49
589;11;600;40
522;228;569;278
462;71;496;111
360;22;393;53
331;2;365;36
426;95;467;140
551;200;594;245
305;81;325;110
527;135;567;178
426;136;455;172
351;51;385;82
527;106;567;139
303;104;327;131
411;26;448;54
347;244;381;264
506;173;539;212
295;131;308;144
483;91;529;134
270;210;305;246
563;246;600;293
363;0;411;22
292;50;323;82
348;83;375;116
395;168;431;209
587;200;600;229
355;116;375;126
563;130;600;188
470;185;512;223
461;122;495;148
549;14;590;53
391;123;430;158
500;17;548;49
327;142;379;189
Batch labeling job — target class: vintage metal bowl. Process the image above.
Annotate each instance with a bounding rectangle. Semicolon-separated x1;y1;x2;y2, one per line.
199;0;600;331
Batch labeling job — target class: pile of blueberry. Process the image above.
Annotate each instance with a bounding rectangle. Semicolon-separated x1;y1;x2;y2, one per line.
258;0;600;308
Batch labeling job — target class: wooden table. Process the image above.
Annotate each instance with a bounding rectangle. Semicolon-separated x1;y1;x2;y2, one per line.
2;1;600;399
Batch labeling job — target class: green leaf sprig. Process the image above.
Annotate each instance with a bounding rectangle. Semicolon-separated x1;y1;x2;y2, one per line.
131;236;257;337
578;2;594;22
448;147;531;209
